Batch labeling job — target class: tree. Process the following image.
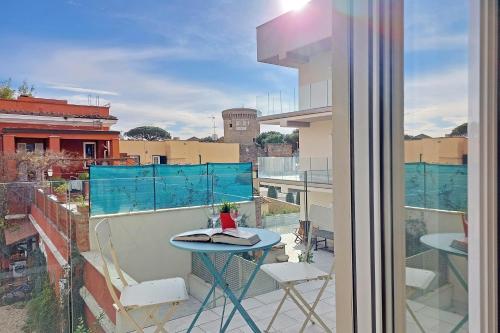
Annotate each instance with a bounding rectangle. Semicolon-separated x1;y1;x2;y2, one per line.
125;126;171;141
0;79;15;99
0;150;78;182
284;129;299;152
449;123;467;137
18;80;35;96
199;136;215;142
286;192;295;203
256;131;285;148
267;186;278;199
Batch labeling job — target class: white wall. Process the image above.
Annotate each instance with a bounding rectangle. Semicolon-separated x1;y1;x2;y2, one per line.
299;52;333;86
299;119;333;160
88;201;257;282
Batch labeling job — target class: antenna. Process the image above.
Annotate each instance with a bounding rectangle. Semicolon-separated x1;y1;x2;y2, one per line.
209;116;217;140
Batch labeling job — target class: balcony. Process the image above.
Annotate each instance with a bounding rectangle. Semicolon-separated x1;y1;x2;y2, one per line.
0;162;468;332
257;156;332;188
256;80;332;126
256;0;332;68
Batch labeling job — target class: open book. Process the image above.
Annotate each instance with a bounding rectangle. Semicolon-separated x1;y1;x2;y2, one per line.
174;228;261;246
450;238;468;253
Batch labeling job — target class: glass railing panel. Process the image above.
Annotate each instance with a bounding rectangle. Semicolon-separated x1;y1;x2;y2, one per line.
256;79;333;117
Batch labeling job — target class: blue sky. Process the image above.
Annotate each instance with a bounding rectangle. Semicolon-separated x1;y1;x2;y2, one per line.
404;0;469;136
0;0;469;138
0;0;297;138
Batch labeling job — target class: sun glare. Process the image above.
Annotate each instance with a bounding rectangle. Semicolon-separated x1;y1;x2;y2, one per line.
281;0;310;12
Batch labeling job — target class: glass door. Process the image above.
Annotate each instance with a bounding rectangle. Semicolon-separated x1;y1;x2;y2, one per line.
403;1;469;332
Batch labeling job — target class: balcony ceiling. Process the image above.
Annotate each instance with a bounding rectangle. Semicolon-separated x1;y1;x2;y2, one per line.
258;106;332;127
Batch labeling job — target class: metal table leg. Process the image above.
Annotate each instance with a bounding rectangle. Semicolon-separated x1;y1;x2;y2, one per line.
193;249;269;333
187;253;234;333
220;248;270;333
445;254;468;332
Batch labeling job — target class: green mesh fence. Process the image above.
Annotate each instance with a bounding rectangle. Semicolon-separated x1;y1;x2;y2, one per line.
89;163;253;216
405;163;467;212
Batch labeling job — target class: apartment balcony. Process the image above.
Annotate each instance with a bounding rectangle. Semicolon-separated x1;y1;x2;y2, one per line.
257;157;332;189
256;80;332;126
256;0;332;68
1;161;468;332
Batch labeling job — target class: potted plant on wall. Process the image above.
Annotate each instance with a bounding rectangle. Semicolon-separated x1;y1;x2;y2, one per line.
219;201;237;230
74;195;89;215
54;183;69;203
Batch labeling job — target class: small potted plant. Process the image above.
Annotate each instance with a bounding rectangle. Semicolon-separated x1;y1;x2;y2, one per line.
75;195;89;215
78;172;90;198
54;183;69;202
219;201;237;230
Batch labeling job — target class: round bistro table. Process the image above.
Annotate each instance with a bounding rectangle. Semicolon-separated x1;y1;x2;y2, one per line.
170;228;281;333
420;233;468;333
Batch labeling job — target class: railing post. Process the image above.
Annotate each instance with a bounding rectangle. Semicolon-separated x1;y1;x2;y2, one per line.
326;158;330;184
153;165;157;211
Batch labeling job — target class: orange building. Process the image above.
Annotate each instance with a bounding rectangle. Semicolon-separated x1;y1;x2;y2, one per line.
0;96;120;179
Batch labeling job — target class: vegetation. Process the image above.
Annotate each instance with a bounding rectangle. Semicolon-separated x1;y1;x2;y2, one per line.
267;186;278;199
0;79;15;99
54;182;69;195
449;123;467;137
0;78;35;99
0;150;77;182
406;218;428;257
219;201;238;213
298;250;314;263
18;80;35;97
77;172;89;180
285;192;295;203
124;126;171;141
25;278;60;333
256;131;284;148
256;130;299;152
284;129;299;151
74;195;87;207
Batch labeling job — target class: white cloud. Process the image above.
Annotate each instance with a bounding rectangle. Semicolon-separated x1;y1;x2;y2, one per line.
405;67;468;137
0;44;260;138
47;84;119;96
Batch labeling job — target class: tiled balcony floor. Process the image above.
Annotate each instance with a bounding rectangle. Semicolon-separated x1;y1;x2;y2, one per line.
145;233;467;332
154;279;336;333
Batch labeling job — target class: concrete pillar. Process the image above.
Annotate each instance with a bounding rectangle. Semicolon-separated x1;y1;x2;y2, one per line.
111;138;120;164
48;136;61;152
48;136;61;178
2;135;16;181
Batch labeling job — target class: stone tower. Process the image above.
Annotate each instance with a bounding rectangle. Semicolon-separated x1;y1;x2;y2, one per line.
222;108;260;145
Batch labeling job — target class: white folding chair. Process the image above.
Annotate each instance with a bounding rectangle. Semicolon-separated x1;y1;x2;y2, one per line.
95;219;188;333
405;267;436;333
261;261;334;333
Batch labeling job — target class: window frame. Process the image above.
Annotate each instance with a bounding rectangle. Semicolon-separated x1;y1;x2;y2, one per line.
332;0;498;331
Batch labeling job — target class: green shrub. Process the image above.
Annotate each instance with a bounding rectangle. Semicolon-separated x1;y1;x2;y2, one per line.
24;278;61;333
77;172;89;180
286;192;295;203
406;218;428;257
73;317;91;333
267;186;277;199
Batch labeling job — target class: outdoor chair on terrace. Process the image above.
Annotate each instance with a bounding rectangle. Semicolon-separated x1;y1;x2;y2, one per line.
406;267;436;333
95;219;188;333
294;220;308;243
261;261;335;333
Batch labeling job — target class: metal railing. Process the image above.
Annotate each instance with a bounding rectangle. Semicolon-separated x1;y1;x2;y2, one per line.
258;156;333;185
256;79;333;117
